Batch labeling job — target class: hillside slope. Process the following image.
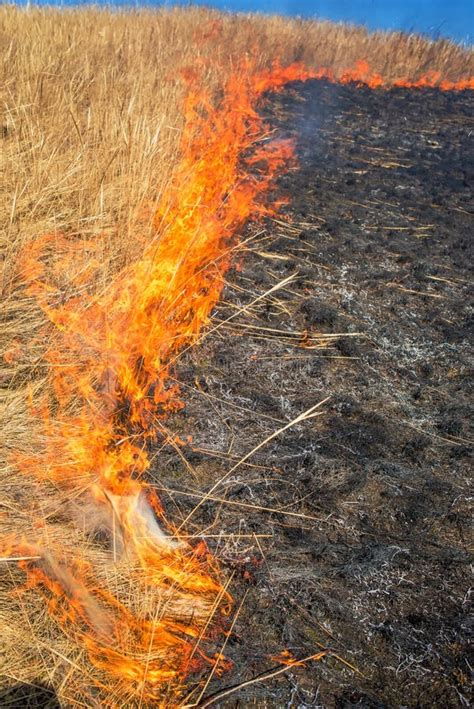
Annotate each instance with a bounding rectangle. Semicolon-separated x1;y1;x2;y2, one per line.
1;7;473;706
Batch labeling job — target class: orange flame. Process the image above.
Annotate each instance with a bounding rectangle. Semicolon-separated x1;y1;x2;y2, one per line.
271;649;307;667
301;59;474;90
7;60;313;701
5;57;473;700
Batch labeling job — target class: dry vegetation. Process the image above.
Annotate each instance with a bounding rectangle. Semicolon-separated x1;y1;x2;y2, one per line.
0;4;473;706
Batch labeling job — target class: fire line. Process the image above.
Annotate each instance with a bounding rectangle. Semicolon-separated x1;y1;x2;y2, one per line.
4;59;473;704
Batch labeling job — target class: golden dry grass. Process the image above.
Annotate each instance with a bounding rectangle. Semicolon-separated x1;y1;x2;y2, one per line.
1;5;473;705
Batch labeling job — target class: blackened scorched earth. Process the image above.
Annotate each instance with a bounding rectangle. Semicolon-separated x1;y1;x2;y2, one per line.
153;80;473;707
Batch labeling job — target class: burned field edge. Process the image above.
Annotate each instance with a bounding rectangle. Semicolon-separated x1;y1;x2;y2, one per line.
0;72;471;707
155;81;473;707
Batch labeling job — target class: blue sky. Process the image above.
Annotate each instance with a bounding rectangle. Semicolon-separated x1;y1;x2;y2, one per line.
17;1;474;44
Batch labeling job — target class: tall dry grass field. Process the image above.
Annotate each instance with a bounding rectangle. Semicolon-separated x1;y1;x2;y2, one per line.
1;5;473;705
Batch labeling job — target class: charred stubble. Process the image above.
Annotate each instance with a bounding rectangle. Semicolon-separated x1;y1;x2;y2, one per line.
165;80;473;706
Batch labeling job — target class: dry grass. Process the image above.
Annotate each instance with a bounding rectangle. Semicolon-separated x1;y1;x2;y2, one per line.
0;4;473;705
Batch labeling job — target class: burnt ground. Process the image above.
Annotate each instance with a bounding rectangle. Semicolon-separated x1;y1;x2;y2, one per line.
152;81;473;708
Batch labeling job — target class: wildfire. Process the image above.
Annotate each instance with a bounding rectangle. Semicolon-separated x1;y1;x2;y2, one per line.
4;56;473;704
5;60;313;703
308;59;474;90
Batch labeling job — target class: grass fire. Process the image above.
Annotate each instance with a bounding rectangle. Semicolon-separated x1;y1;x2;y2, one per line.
1;5;473;707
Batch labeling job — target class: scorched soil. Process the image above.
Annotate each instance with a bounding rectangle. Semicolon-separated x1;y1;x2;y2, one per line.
155;79;473;708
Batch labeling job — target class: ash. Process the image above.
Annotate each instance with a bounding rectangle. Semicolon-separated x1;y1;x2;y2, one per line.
152;80;472;708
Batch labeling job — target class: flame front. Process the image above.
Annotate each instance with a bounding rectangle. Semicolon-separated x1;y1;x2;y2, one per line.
6;61;315;702
5;57;473;703
306;59;474;90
